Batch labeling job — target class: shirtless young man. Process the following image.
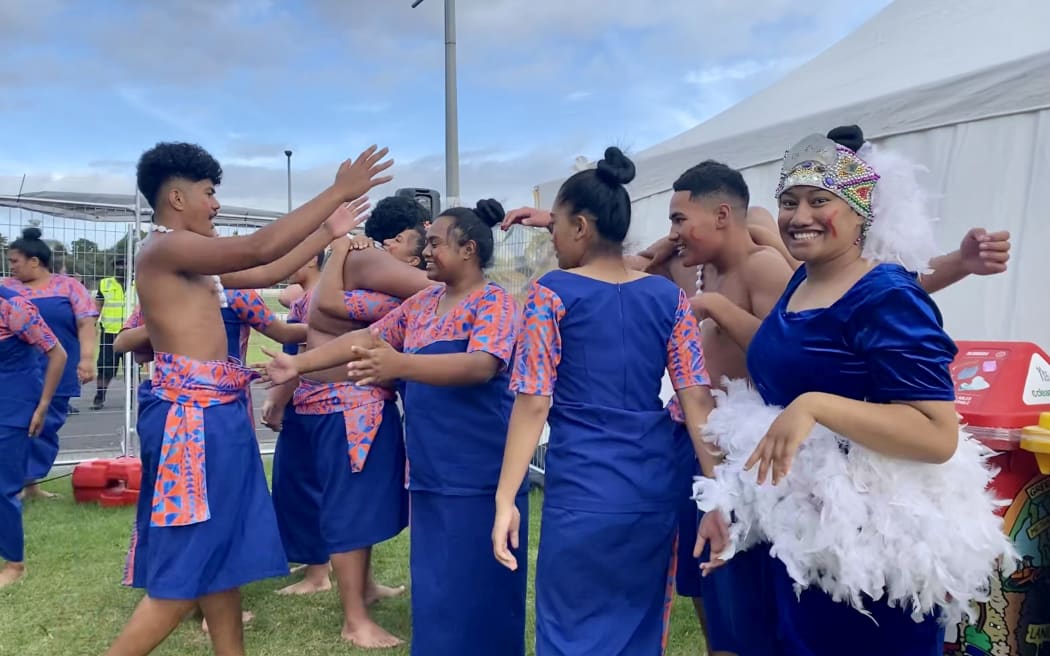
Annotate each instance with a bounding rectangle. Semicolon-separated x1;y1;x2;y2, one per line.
105;141;391;656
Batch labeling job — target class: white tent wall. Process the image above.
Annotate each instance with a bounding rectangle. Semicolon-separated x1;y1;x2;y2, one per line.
536;0;1050;346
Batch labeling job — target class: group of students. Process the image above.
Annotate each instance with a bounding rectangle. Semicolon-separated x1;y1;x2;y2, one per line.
1;123;1014;656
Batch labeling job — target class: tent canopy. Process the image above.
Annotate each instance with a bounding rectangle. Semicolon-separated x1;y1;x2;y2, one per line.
535;0;1050;344
0;191;283;228
538;0;1050;205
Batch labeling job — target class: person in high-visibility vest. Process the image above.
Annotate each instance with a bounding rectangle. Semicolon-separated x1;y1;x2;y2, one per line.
92;261;130;410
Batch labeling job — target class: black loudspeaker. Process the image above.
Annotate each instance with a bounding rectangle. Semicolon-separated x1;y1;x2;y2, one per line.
395;188;441;220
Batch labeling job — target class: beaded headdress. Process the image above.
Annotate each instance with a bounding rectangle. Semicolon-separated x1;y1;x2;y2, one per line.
775;134;880;235
774;133;940;273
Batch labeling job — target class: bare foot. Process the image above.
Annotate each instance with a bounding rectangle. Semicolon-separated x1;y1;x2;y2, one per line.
365;582;406;606
341;621;404;649
24;484;58;500
277;576;332;595
201;610;254;633
0;563;26;588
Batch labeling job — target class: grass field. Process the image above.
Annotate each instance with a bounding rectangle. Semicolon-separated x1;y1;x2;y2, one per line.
2;471;709;656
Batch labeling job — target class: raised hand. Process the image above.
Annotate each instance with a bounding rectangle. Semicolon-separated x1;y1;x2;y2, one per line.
500;206;552;231
323;195;372;238
959;228;1011;276
333;145;394;202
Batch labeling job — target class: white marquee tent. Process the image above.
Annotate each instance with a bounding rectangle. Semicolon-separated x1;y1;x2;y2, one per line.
536;0;1050;344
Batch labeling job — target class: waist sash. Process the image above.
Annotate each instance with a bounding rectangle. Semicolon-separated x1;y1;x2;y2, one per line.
293;378;394;472
149;352;258;528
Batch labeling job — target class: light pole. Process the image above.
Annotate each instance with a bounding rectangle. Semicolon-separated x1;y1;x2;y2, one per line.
284;149;293;212
411;0;459;209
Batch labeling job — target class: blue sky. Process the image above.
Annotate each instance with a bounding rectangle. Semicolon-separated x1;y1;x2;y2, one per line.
0;0;893;214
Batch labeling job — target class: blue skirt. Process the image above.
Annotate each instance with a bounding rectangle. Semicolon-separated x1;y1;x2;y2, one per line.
124;391;289;599
0;425;29;562
410;491;528;656
303;401;408;554
536;505;677;656
695;543;782;656
271;406;327;565
25;395;68;482
771;557;946;656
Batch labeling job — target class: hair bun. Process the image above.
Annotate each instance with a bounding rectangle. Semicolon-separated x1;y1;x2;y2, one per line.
473;198;505;228
21;227;43;241
595;146;636;186
826;125;865;153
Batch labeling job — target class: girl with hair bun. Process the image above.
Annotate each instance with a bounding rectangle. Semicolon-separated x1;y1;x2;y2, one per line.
693;127;1014;655
263;198;528;656
3;227;98;499
491;147;717;655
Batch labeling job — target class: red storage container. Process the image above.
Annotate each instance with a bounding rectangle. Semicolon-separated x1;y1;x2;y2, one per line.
943;342;1050;656
70;457;142;508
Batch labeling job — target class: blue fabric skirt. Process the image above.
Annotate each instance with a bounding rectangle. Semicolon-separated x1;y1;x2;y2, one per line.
303;401;408;554
771;556;945;656
25;395;68;482
271;406;327;565
0;426;29;562
535;505;677;656
124;391;289;599
409;491;528;656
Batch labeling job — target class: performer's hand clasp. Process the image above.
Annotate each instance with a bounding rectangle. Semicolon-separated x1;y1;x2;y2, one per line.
347;330;401;387
744;393;817;486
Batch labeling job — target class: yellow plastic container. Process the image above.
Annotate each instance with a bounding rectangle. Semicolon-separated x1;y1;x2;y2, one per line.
1020;411;1050;474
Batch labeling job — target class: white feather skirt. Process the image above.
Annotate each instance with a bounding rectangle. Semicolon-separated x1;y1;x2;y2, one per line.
692;378;1019;623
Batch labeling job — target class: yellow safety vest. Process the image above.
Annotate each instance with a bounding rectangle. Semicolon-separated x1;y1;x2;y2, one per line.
98;277;126;334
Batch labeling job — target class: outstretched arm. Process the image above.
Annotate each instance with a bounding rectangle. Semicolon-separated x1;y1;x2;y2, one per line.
316;238;353;320
221;196;372;290
146;148;390;277
258;320;308;346
919;228;1010;294
343;247;434;301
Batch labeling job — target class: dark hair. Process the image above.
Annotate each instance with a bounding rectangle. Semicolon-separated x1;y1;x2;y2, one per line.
407;225;428;269
315;250;326;269
554;146;635;244
10;227;53;270
438;198;504;268
827;125;865;153
136;142;223;210
366;196;431;243
672;159;750;211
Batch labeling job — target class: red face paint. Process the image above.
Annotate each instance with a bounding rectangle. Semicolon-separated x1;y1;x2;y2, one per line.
687;225;704;244
825;209;838;238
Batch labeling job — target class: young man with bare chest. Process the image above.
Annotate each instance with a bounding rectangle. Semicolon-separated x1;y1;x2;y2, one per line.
105;141;392;656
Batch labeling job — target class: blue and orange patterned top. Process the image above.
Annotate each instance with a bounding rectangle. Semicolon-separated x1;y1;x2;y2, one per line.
0;286;59;428
511;271;708;512
371;282;521;495
2;274;97;397
222;289;275;362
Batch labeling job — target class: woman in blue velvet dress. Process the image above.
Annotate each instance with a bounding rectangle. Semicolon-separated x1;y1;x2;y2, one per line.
699;127;961;656
492;147;718;656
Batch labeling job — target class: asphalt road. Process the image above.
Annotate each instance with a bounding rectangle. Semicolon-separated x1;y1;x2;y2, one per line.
57;377;278;464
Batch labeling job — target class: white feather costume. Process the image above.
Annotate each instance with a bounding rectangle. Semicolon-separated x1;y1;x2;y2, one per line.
693;133;1018;625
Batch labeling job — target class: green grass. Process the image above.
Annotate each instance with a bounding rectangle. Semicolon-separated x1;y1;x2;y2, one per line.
2;467;709;655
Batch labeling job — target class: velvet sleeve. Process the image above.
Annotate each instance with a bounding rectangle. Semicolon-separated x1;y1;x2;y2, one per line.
851;284;957;403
